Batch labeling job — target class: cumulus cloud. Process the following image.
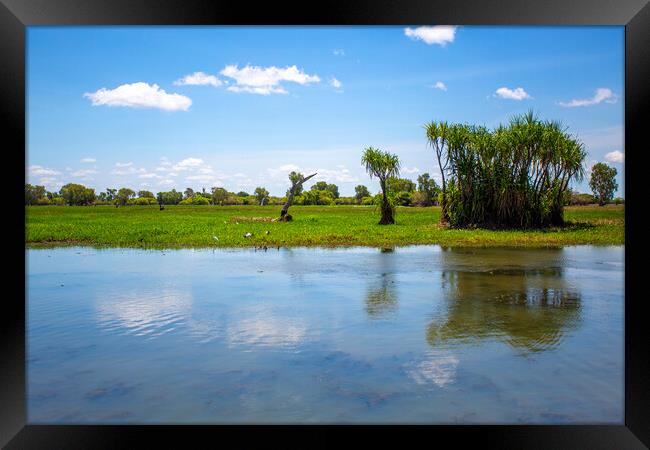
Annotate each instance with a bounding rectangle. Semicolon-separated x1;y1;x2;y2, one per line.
139;172;162;179
174;71;223;88
279;164;299;171
185;174;216;184
314;167;358;183
333;49;345;56
267;163;358;183
220;64;320;95
558;88;617;107
404;26;457;46
432;81;447;91
81;158;96;163
494;87;531;100
330;77;343;91
604;150;624;163
401;167;420;174
83;82;192;111
28;165;60;176
71;168;97;177
111;163;144;176
172;157;205;171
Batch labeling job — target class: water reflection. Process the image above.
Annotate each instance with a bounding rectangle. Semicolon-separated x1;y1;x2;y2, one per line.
95;289;223;343
95;290;193;338
227;310;308;349
365;250;398;319
407;352;460;387
427;248;582;354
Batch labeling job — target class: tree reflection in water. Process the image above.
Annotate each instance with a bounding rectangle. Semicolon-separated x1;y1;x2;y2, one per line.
365;248;398;319
427;247;582;355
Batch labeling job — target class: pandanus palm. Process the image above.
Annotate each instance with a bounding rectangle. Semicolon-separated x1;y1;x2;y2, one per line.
424;111;585;228
361;147;401;224
425;121;450;223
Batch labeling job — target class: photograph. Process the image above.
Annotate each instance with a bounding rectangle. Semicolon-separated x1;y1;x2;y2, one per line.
24;25;626;425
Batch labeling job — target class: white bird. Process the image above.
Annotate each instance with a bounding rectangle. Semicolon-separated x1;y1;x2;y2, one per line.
213;235;219;241
244;232;252;238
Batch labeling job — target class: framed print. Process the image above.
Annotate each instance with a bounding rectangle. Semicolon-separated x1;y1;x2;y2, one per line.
3;0;649;447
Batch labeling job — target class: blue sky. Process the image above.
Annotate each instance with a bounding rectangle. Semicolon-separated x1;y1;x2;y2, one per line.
27;26;624;197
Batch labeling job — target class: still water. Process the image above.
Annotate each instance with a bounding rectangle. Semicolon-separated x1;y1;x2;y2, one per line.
27;245;624;424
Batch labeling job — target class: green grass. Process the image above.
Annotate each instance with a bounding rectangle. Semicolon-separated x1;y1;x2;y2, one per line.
25;204;624;249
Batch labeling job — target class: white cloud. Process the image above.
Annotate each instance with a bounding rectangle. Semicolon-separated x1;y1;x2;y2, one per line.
494;87;531;100
71;168;98;177
404;26;457;46
558;88;617;107
314;167;358;183
28;165;60;176
83;82;192;111
401;167;420;174
220;64;320;95
279;163;300;172
185;174;215;183
38;177;62;190
111;163;140;175
139;172;162;179
159;179;175;186
604;150;624;163
267;163;358;184
81;158;96;163
330;77;343;91
432;81;447;91
333;49;345;56
174;71;223;88
172;157;204;171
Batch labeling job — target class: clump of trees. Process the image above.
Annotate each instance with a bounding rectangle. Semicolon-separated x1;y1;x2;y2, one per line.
254;187;269;206
25;184;48;205
354;185;371;204
425;111;587;228
589;162;618;206
60;183;96;206
415;173;440;206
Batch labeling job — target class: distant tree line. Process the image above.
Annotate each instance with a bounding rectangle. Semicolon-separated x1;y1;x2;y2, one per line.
25;175;443;208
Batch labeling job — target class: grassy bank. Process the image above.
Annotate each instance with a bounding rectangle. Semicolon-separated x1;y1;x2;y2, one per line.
25;204;624;249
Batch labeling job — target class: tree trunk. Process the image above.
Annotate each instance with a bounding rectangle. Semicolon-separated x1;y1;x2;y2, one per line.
378;179;394;225
279;173;317;221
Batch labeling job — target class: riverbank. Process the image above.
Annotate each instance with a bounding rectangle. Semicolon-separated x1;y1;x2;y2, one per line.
25;204;624;249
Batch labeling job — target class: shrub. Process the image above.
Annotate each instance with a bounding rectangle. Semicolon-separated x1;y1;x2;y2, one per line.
361;196;374;205
570;192;596;206
179;196;210;205
335;197;356;205
133;197;157;205
410;191;429;207
393;191;412;206
222;195;243;205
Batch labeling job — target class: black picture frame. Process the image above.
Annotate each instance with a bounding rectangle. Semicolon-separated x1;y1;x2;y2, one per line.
2;0;648;447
